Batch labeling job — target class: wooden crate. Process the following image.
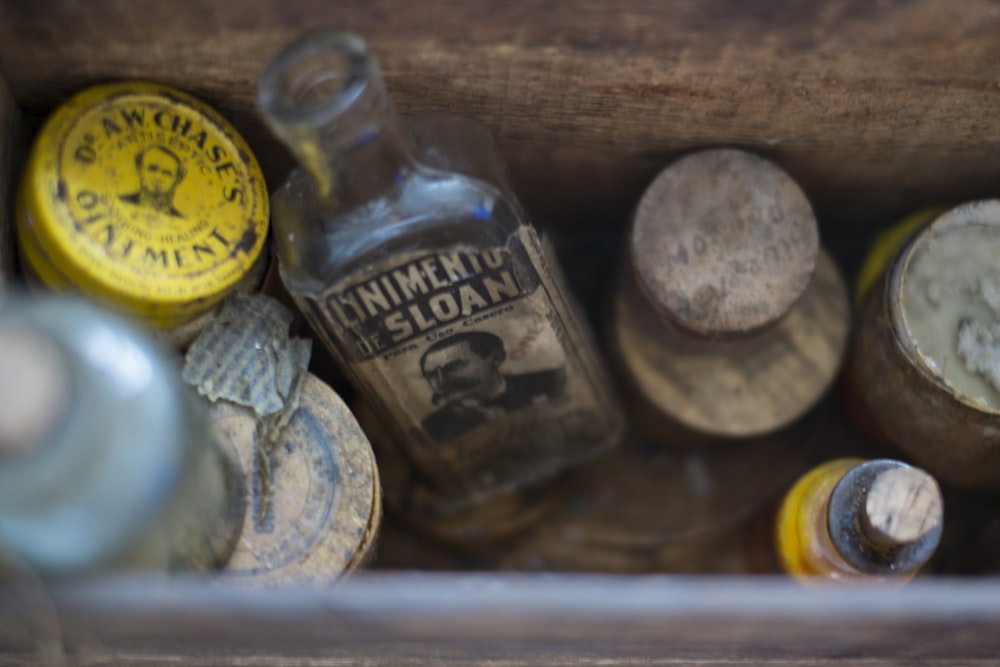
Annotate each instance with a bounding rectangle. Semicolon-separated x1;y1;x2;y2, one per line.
2;1;1000;664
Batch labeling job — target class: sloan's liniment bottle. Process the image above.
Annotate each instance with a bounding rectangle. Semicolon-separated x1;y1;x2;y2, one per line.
257;31;624;506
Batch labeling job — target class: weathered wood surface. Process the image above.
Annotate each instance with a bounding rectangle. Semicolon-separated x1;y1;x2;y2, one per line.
0;70;22;285
1;573;1000;665
1;0;999;259
3;3;1000;664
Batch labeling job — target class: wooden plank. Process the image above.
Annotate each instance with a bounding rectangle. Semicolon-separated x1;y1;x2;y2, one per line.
0;68;22;286
1;0;998;256
1;573;1000;665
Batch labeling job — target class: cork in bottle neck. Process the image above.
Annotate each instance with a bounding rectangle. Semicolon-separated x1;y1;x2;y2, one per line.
827;459;943;576
0;327;73;459
628;148;819;338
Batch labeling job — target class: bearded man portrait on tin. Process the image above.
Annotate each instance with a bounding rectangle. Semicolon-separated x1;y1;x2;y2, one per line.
119;145;186;218
419;330;567;442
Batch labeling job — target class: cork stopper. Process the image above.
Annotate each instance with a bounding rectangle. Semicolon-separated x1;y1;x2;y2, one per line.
862;466;943;549
827;459;943;575
0;327;71;458
630;148;819;337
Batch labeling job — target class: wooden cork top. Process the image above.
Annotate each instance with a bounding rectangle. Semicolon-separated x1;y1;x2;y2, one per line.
612;250;850;438
630;148;819;337
209;374;380;586
862;466;943;549
0;327;71;458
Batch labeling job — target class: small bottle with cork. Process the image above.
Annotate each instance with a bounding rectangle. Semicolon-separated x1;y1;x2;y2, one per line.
775;458;944;583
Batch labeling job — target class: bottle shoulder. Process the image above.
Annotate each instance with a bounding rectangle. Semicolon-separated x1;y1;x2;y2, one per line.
272;165;530;293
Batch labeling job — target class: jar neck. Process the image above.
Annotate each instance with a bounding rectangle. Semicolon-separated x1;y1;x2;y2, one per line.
258;31;418;207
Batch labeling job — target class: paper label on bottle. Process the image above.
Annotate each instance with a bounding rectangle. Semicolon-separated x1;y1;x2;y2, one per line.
298;226;623;504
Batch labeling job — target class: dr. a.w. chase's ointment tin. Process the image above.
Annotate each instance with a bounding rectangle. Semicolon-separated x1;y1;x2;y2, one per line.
16;82;269;329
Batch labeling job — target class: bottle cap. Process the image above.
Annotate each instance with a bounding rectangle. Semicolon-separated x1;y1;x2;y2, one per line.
0;326;71;458
630;148;819;337
17;81;269;329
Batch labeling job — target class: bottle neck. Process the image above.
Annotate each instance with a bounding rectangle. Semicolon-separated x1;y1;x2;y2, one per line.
290;112;418;207
258;31;418;207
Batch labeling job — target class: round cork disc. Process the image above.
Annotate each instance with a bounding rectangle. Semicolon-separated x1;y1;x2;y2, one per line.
864;466;943;547
613;249;849;437
827;459;943;575
630;148;819;336
353;397;568;546
208;373;380;586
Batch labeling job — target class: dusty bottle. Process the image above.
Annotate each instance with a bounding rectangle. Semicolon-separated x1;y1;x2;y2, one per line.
257;31;624;506
848;201;1000;488
775;458;943;584
0;295;246;578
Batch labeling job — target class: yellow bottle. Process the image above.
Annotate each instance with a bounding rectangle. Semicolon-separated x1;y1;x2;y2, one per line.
776;458;943;584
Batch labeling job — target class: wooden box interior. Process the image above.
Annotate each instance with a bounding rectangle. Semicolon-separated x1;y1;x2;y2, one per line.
2;2;1000;664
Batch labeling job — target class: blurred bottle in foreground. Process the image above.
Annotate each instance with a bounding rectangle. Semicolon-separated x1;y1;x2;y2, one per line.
0;296;245;579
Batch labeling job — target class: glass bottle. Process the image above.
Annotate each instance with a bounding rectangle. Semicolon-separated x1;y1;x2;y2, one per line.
257;31;624;506
0;295;246;578
775;458;943;584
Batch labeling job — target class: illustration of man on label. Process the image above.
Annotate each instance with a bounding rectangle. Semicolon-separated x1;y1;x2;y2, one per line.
119;145;186;217
419;331;567;442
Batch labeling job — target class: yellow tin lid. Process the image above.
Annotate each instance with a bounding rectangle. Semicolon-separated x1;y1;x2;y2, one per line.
17;82;269;328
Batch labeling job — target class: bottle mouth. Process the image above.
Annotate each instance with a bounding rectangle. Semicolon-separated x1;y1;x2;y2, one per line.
257;31;372;127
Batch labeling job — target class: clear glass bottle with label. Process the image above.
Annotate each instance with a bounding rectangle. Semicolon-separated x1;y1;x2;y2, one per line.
257;31;624;507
